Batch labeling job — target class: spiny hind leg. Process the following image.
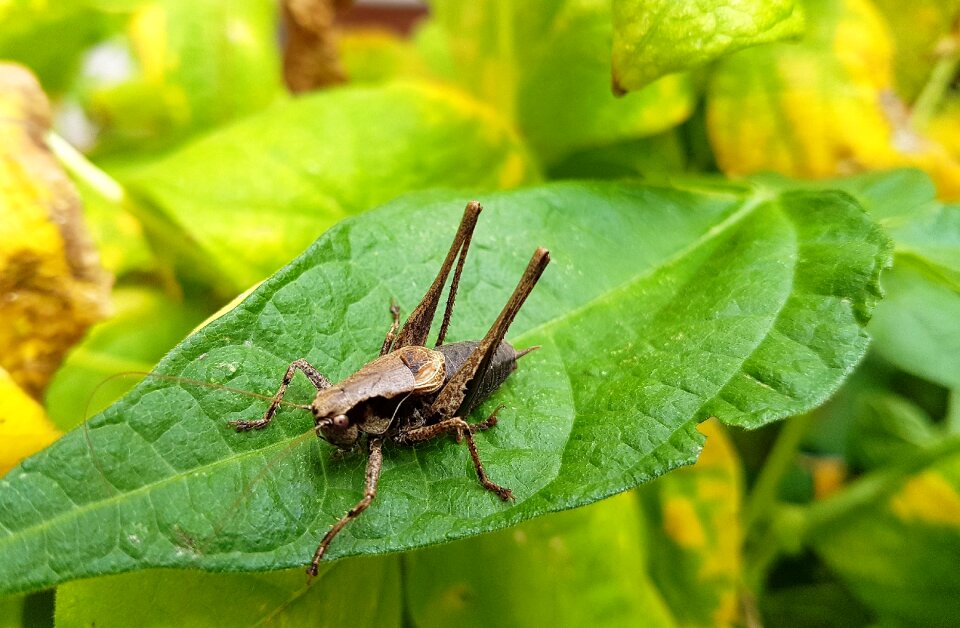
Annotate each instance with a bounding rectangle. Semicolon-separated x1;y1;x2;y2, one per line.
229;358;331;431
398;416;512;502
379;300;401;356
308;438;384;577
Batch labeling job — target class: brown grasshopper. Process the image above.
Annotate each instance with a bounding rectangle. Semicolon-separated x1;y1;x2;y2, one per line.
228;201;550;576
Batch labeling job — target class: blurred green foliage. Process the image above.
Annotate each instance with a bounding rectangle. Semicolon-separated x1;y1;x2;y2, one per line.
1;0;959;626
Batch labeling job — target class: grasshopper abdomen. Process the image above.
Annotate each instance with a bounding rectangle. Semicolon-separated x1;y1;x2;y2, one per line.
437;341;520;417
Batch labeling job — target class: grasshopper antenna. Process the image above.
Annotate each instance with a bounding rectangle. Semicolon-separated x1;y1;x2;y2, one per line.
84;371;313;413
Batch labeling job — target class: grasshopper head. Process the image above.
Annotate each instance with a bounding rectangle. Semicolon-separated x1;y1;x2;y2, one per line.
310;382;363;448
314;410;359;448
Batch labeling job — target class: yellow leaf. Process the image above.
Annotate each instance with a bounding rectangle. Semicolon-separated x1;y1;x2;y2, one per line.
663;496;707;549
0;365;61;475
0;63;111;398
890;470;960;527
707;0;960;199
643;418;744;627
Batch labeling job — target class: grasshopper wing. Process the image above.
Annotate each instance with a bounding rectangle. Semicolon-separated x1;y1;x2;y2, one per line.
313;346;445;434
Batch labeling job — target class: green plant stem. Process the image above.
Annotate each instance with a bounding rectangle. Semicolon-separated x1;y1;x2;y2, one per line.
743;525;780;594
911;40;960;130
743;413;814;533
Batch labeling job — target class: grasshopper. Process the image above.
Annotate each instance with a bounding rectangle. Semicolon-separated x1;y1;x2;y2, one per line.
228;201;550;576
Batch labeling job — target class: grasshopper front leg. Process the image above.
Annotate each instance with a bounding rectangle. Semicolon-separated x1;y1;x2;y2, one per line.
308;437;384;577
230;358;332;431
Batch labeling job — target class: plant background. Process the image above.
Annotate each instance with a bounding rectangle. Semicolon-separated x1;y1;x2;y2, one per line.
1;0;959;626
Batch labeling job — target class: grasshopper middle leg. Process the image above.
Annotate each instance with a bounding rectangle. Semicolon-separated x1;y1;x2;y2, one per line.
398;411;513;502
379;300;402;356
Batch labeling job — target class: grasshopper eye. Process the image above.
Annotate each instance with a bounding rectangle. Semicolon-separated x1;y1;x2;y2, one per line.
332;414;349;428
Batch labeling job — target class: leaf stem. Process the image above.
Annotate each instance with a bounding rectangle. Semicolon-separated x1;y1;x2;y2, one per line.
743;413;813;533
45;131;127;205
910;35;960;130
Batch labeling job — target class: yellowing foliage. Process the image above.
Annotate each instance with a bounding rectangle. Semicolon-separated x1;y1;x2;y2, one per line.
708;0;960;199
663;496;707;549
0;63;109;470
0;365;60;475
0;64;111;398
890;470;960;527
648;418;743;627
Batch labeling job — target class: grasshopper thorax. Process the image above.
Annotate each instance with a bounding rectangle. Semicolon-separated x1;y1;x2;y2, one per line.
312;346;446;448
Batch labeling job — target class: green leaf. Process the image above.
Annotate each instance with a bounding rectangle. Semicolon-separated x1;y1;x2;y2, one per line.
826;170;960;289
421;1;695;163
0;181;889;594
80;0;284;156
406;493;677;628
849;392;939;470
753;170;960;388
0;2;110;94
123;81;537;293
55;557;401;627
824;171;960;388
611;0;805;92
546;132;687;180
869;261;960;389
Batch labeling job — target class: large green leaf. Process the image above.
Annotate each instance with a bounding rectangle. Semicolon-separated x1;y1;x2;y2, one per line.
0;181;888;594
405;493;676;628
799;170;960;388
55;557;401;627
80;0;284;156
751;170;960;388
123;81;537;293
419;0;695;164
612;0;804;92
